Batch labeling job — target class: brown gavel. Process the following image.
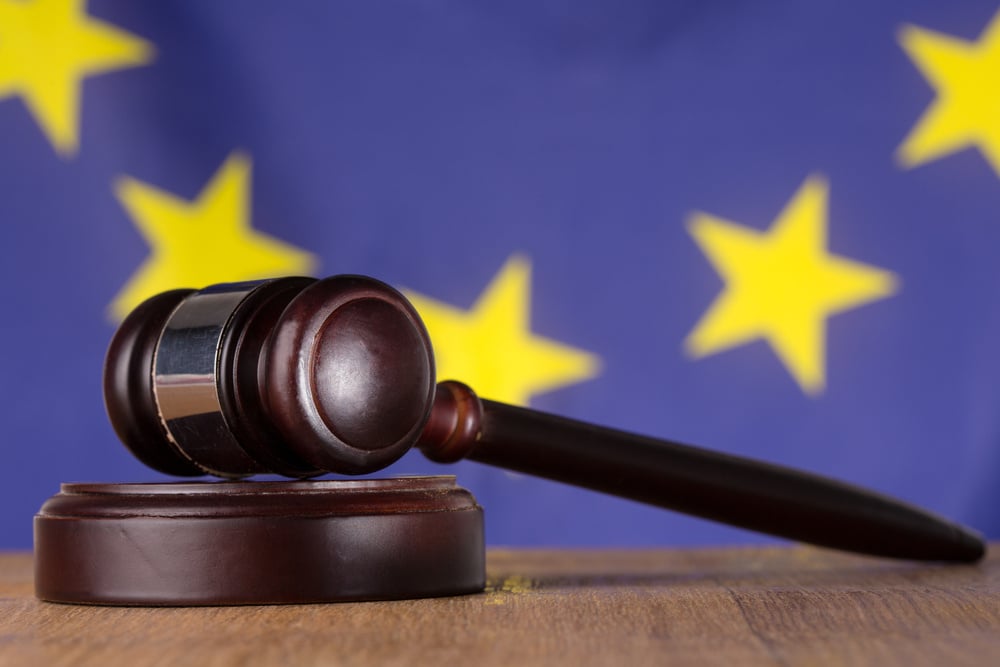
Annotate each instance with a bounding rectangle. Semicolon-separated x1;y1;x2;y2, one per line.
104;275;985;563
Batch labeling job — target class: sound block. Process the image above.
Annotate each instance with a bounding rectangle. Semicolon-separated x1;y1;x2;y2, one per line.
34;476;485;605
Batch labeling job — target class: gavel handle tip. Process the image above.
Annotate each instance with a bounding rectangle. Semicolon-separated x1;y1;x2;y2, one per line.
953;525;987;563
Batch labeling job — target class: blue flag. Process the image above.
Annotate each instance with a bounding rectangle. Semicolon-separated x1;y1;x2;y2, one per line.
2;0;998;548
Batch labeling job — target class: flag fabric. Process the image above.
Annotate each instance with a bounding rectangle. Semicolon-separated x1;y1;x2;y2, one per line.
2;0;999;549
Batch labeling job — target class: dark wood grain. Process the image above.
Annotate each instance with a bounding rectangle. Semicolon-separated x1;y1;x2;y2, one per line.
2;544;997;666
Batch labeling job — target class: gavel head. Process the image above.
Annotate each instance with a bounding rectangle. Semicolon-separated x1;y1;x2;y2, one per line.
104;276;437;478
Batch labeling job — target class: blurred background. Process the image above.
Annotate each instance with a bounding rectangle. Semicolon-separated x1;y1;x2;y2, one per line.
2;0;999;549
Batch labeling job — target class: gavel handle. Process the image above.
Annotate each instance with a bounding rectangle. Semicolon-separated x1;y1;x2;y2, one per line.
420;381;984;562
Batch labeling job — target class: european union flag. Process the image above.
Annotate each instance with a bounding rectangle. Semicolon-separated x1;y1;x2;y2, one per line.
2;0;998;549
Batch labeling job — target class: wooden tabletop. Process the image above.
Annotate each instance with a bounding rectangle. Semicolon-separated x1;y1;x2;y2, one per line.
1;545;997;666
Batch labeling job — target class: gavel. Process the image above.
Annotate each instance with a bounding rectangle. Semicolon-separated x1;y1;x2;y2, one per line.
103;274;985;563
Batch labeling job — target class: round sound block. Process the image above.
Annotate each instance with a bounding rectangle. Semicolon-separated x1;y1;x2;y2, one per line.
34;477;485;605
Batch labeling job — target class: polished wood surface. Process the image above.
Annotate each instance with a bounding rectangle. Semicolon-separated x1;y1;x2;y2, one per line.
33;479;484;605
2;544;997;666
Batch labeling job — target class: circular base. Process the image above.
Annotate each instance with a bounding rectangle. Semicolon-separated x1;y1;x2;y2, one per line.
34;477;484;606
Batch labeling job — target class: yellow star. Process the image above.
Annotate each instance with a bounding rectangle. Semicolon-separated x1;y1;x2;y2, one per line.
0;0;153;156
404;255;600;406
110;152;317;320
685;176;899;395
898;10;1000;175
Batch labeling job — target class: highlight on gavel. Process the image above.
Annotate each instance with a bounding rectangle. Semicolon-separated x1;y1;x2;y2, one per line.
103;274;984;564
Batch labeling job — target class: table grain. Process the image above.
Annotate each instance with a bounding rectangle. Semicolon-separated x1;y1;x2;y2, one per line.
1;545;997;666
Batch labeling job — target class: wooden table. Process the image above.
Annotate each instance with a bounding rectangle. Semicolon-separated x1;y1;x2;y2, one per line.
1;545;997;666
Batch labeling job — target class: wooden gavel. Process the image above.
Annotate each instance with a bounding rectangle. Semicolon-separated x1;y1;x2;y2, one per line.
104;275;985;563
